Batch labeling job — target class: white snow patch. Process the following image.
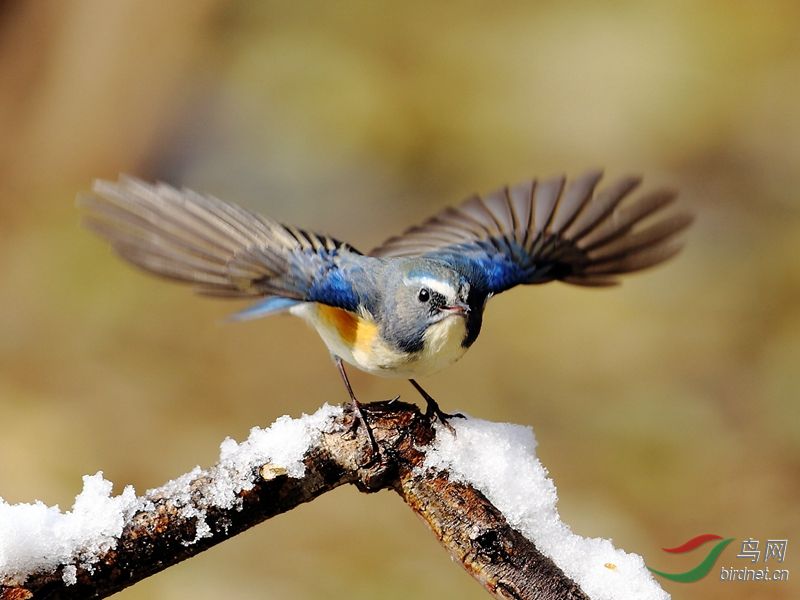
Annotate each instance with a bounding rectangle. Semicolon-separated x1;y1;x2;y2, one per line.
0;472;138;586
62;564;77;586
0;404;343;585
147;403;343;545
421;417;669;600
146;403;343;544
211;402;342;503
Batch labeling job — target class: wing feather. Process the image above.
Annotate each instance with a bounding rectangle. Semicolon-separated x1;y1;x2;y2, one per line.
563;176;641;241
531;175;565;242
579;189;676;250
549;170;603;234
80;177;368;310
483;188;516;235
371;170;691;294
585;213;694;262
505;182;534;244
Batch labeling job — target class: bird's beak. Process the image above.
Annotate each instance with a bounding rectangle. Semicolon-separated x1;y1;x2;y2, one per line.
441;301;470;316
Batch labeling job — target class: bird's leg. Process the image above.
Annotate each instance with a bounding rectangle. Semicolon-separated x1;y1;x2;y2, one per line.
408;379;465;433
335;356;378;454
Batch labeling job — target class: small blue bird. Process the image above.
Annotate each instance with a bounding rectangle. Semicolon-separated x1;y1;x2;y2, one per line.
80;171;691;445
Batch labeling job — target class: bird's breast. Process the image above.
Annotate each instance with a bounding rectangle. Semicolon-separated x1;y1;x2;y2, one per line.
292;303;469;378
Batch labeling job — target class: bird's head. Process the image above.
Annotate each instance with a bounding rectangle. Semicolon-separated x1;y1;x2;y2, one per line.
380;259;483;356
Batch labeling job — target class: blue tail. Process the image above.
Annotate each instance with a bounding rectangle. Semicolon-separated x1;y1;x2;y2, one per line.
227;297;301;321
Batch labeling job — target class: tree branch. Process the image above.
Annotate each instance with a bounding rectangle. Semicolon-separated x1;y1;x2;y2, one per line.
1;402;589;600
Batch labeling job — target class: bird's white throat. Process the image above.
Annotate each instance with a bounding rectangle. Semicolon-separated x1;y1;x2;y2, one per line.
414;314;469;376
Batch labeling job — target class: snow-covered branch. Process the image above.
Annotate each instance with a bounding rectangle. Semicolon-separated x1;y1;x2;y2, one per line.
0;402;667;600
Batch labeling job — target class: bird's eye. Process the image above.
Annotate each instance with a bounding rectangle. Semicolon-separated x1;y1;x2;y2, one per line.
417;288;430;303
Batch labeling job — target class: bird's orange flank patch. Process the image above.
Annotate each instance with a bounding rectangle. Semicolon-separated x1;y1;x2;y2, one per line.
317;305;377;350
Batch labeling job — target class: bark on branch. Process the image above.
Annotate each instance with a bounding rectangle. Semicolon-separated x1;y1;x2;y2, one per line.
0;401;588;600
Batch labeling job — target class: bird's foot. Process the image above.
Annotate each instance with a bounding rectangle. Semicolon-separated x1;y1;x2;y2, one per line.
346;399;380;464
408;379;465;435
425;400;465;435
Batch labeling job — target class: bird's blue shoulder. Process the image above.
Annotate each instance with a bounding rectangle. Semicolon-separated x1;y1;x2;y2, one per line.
303;252;383;313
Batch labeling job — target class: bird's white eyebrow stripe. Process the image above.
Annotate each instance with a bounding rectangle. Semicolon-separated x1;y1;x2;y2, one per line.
403;276;456;298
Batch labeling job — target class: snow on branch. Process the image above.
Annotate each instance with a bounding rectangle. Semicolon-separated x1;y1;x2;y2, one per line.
0;402;667;600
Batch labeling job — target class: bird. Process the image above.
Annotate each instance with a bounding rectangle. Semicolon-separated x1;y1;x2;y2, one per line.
79;170;692;447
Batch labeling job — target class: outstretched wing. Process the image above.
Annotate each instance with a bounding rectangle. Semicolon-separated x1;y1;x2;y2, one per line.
79;177;369;312
371;170;693;293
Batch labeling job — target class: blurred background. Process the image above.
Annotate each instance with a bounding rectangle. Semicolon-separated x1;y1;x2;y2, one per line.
0;1;798;598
